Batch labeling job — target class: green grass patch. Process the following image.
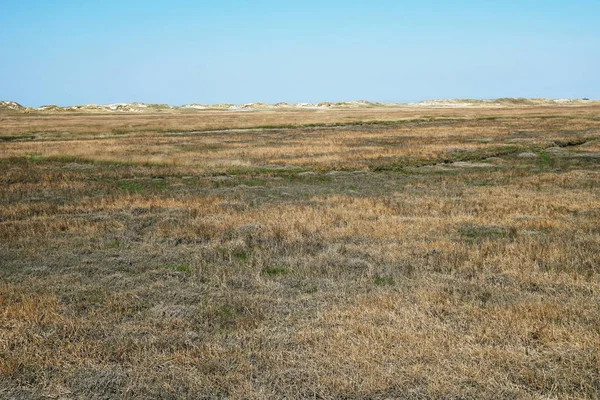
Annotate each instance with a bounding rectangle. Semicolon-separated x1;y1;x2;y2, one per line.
119;181;144;193
163;264;190;273
374;276;395;286
233;249;249;261
536;151;555;169
263;267;288;277
106;240;121;249
26;152;44;162
150;179;168;191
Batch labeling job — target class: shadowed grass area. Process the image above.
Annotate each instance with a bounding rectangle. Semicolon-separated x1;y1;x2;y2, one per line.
1;105;600;399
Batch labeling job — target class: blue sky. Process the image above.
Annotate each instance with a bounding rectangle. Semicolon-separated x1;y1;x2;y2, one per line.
1;1;598;106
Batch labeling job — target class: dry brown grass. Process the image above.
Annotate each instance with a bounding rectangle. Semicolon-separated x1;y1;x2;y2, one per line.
1;106;600;399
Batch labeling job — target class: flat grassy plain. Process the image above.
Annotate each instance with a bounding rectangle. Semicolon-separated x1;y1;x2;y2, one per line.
1;105;600;399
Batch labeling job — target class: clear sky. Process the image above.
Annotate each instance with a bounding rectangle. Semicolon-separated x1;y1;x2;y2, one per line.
1;1;598;106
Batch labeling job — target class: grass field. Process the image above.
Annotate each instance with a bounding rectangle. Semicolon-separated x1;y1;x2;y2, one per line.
1;105;600;399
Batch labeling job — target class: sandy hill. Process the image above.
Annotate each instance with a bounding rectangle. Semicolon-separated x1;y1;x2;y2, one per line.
0;101;25;111
1;98;597;113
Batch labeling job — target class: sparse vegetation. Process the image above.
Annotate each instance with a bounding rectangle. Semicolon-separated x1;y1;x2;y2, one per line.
1;104;599;398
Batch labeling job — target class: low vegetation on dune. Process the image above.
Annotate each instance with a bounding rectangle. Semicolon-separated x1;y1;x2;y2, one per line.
1;105;600;398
